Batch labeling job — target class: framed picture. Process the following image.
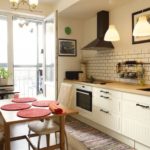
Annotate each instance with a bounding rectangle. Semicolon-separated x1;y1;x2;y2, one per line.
58;39;77;56
132;7;150;44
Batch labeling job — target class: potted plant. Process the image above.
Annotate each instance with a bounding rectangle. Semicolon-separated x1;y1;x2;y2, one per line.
0;67;10;85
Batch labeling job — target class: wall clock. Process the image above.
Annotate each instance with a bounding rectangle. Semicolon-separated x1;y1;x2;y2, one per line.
65;26;72;35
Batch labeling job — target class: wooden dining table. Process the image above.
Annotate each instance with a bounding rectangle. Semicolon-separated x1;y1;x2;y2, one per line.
0;99;78;150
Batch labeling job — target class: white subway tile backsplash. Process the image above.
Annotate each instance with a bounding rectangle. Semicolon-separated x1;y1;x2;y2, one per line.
83;49;150;84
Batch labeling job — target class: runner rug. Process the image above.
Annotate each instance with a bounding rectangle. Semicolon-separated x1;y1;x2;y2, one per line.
65;117;136;150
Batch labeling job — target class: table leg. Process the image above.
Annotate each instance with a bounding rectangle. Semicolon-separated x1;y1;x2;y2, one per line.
60;116;65;150
4;123;11;150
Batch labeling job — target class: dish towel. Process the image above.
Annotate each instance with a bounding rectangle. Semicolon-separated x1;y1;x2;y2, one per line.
49;103;63;114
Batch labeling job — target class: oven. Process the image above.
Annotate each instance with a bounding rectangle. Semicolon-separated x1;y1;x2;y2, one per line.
76;85;92;112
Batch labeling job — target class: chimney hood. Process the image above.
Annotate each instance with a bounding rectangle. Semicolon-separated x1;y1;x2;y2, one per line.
82;10;114;50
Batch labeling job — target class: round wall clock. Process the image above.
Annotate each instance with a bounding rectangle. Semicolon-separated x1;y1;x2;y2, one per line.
65;26;72;35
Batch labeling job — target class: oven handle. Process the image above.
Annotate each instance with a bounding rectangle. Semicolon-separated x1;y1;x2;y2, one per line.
76;89;92;95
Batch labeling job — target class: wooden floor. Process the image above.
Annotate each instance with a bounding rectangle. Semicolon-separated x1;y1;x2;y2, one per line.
10;122;57;150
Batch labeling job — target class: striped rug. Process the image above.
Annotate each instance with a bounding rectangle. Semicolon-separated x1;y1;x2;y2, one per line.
65;117;136;150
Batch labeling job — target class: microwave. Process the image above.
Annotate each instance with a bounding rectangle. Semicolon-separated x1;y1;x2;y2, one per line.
65;71;82;80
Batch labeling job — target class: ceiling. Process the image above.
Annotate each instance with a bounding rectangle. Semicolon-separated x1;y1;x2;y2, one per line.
58;0;133;19
39;0;61;5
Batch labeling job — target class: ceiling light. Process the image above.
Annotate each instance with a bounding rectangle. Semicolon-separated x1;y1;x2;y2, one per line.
104;25;120;41
133;16;150;37
29;0;38;9
9;0;39;11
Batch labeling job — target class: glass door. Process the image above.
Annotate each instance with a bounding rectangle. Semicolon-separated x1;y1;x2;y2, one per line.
13;17;43;97
0;15;8;69
43;12;57;99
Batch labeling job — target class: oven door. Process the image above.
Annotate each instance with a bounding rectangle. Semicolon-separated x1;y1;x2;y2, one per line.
76;89;92;112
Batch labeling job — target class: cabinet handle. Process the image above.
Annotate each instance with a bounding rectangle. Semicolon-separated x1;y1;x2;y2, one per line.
100;90;109;94
100;95;109;99
104;91;109;94
136;103;149;109
100;109;109;114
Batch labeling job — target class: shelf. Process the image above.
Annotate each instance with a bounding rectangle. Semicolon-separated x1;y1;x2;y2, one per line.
117;61;145;79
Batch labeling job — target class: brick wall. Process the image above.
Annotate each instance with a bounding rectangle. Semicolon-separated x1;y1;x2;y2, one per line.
83;49;150;84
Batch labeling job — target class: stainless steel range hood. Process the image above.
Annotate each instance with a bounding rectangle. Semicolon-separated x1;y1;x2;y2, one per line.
82;10;114;50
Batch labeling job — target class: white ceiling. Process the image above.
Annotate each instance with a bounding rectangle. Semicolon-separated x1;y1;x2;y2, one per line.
58;0;133;19
39;0;61;5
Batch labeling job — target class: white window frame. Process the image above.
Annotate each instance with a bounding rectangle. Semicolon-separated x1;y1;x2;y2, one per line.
0;11;44;85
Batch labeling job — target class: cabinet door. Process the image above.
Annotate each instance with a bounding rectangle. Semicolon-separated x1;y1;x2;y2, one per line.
93;105;121;132
122;93;150;147
93;87;121;115
93;87;121;133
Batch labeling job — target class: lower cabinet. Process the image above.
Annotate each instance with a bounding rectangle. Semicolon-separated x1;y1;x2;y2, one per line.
122;93;150;147
70;83;150;148
92;87;122;133
93;105;121;133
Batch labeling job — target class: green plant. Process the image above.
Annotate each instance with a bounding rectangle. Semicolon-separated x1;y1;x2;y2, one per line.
0;67;9;79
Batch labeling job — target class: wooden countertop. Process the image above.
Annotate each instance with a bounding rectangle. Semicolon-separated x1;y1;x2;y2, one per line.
65;80;150;96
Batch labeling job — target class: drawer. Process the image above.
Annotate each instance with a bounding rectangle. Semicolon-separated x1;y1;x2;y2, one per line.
93;105;121;133
122;98;150;123
93;87;122;99
93;96;120;114
123;92;150;104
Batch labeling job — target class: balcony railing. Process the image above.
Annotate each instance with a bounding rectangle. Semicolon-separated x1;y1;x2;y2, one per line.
14;64;54;97
14;66;38;97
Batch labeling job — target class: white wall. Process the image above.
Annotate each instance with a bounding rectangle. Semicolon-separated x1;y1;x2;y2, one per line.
110;0;150;50
82;0;150;56
58;16;83;87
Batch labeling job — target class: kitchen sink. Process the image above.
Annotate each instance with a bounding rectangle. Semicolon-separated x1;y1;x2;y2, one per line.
137;88;150;91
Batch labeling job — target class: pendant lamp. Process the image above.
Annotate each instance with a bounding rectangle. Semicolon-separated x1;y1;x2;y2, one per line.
104;25;120;41
133;15;150;37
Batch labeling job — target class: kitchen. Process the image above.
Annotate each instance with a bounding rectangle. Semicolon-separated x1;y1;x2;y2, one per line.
58;0;150;150
0;0;150;150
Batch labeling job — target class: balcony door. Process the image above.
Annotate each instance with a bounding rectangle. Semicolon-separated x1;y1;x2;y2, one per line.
0;15;8;70
13;17;43;97
13;13;57;98
43;12;57;99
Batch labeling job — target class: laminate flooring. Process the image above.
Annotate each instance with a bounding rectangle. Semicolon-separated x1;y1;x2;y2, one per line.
10;122;57;150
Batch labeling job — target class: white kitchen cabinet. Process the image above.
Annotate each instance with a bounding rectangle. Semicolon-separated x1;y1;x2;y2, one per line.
92;87;122;133
69;82;150;148
122;93;150;147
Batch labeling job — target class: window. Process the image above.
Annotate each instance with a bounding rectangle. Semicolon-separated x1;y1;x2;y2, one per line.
0;15;8;68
